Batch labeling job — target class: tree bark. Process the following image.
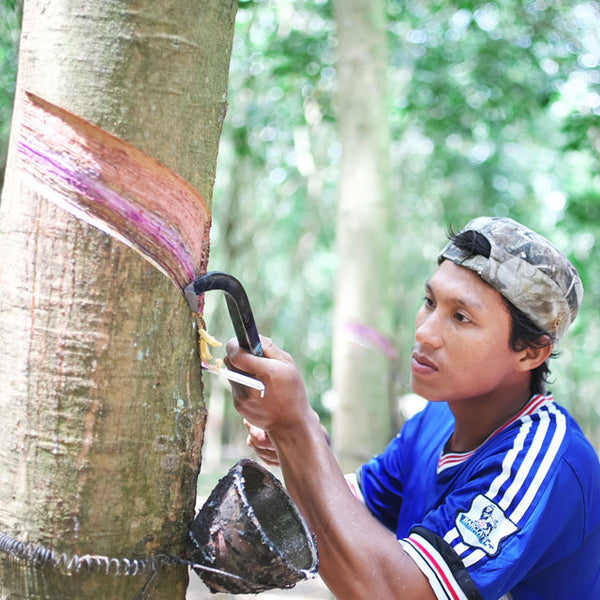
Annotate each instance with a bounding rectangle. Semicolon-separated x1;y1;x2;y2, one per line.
0;1;236;598
331;0;395;471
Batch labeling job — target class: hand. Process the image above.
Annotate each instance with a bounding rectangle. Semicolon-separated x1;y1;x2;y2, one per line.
244;419;280;466
244;415;331;467
224;336;312;434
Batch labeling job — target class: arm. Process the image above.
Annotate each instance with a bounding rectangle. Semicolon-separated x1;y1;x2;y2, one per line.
225;337;436;600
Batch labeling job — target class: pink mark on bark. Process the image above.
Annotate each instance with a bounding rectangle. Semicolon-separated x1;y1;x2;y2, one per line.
15;92;211;290
344;321;398;359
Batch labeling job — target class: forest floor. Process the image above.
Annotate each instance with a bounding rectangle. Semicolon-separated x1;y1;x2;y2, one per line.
186;570;331;600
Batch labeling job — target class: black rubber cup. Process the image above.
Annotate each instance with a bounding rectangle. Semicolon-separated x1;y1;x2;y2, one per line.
188;459;319;594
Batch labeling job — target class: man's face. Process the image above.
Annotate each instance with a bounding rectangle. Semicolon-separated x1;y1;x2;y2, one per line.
411;260;524;404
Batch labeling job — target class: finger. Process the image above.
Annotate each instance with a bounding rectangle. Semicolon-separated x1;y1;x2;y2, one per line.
224;338;263;376
322;423;331;446
244;419;273;445
246;433;277;454
246;434;280;465
227;380;249;401
259;454;281;467
311;410;332;445
250;450;280;466
247;435;273;451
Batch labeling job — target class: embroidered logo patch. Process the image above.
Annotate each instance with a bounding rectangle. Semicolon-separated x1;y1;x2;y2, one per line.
455;494;519;555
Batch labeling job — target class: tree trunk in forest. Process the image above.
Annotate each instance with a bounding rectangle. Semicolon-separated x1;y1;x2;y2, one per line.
331;0;395;472
0;1;236;599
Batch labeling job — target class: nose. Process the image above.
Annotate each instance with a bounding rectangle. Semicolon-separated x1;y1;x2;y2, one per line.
415;306;443;349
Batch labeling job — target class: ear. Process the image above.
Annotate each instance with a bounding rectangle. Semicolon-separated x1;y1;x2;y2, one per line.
516;339;554;372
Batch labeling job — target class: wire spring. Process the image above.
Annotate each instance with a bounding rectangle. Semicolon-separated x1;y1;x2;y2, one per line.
0;530;245;582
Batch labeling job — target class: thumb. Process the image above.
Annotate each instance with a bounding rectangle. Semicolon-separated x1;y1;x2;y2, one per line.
224;335;297;386
224;335;285;374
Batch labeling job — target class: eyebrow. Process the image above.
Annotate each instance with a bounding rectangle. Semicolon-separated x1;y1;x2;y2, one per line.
425;281;484;311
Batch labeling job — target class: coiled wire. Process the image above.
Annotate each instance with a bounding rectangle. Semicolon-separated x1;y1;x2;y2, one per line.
0;530;245;582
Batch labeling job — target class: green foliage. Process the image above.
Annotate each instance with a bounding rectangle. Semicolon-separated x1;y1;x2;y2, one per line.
1;0;597;445
207;0;339;422
388;0;597;220
0;0;21;188
386;0;599;444
208;0;599;446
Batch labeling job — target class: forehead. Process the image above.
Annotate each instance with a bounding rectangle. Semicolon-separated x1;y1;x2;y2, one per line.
429;260;508;311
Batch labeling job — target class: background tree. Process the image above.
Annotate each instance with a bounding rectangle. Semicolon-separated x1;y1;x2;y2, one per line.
0;1;236;599
330;0;396;471
2;1;597;485
201;0;340;465
208;0;600;457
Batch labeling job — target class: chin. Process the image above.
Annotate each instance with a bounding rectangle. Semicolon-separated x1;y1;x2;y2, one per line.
410;378;443;403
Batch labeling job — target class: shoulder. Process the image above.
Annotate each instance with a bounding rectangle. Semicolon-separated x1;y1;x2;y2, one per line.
552;404;600;515
480;395;599;527
490;394;593;468
404;396;600;598
532;398;599;479
553;402;599;466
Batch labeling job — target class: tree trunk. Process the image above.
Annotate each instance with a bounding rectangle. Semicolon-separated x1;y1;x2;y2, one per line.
0;1;236;598
331;0;395;471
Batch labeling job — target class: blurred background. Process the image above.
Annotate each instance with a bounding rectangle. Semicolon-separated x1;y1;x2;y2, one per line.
1;1;597;597
205;0;599;466
1;0;598;483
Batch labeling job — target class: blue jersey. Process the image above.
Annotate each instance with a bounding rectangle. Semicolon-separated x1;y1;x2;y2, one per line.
357;394;600;600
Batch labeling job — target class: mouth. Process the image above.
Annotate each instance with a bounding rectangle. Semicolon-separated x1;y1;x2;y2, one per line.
411;351;439;374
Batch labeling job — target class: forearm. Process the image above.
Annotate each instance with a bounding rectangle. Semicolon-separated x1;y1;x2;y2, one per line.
224;337;433;599
269;415;429;599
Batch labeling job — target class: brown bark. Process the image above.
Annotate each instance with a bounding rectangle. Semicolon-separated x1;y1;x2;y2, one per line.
0;0;237;597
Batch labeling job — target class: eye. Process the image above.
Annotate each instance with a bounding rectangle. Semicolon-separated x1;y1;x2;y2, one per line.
454;312;471;324
423;296;435;309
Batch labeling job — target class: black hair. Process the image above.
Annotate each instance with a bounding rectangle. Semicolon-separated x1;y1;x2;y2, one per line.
445;228;556;395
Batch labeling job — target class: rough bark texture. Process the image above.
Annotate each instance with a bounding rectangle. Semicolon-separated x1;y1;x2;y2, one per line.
332;0;394;471
0;1;237;598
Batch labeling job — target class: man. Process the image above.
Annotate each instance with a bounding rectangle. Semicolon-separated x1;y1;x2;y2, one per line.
224;216;600;599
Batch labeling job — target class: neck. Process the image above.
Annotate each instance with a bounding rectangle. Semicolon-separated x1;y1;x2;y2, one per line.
447;382;534;453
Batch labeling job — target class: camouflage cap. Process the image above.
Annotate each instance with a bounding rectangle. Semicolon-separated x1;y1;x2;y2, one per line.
438;216;584;341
